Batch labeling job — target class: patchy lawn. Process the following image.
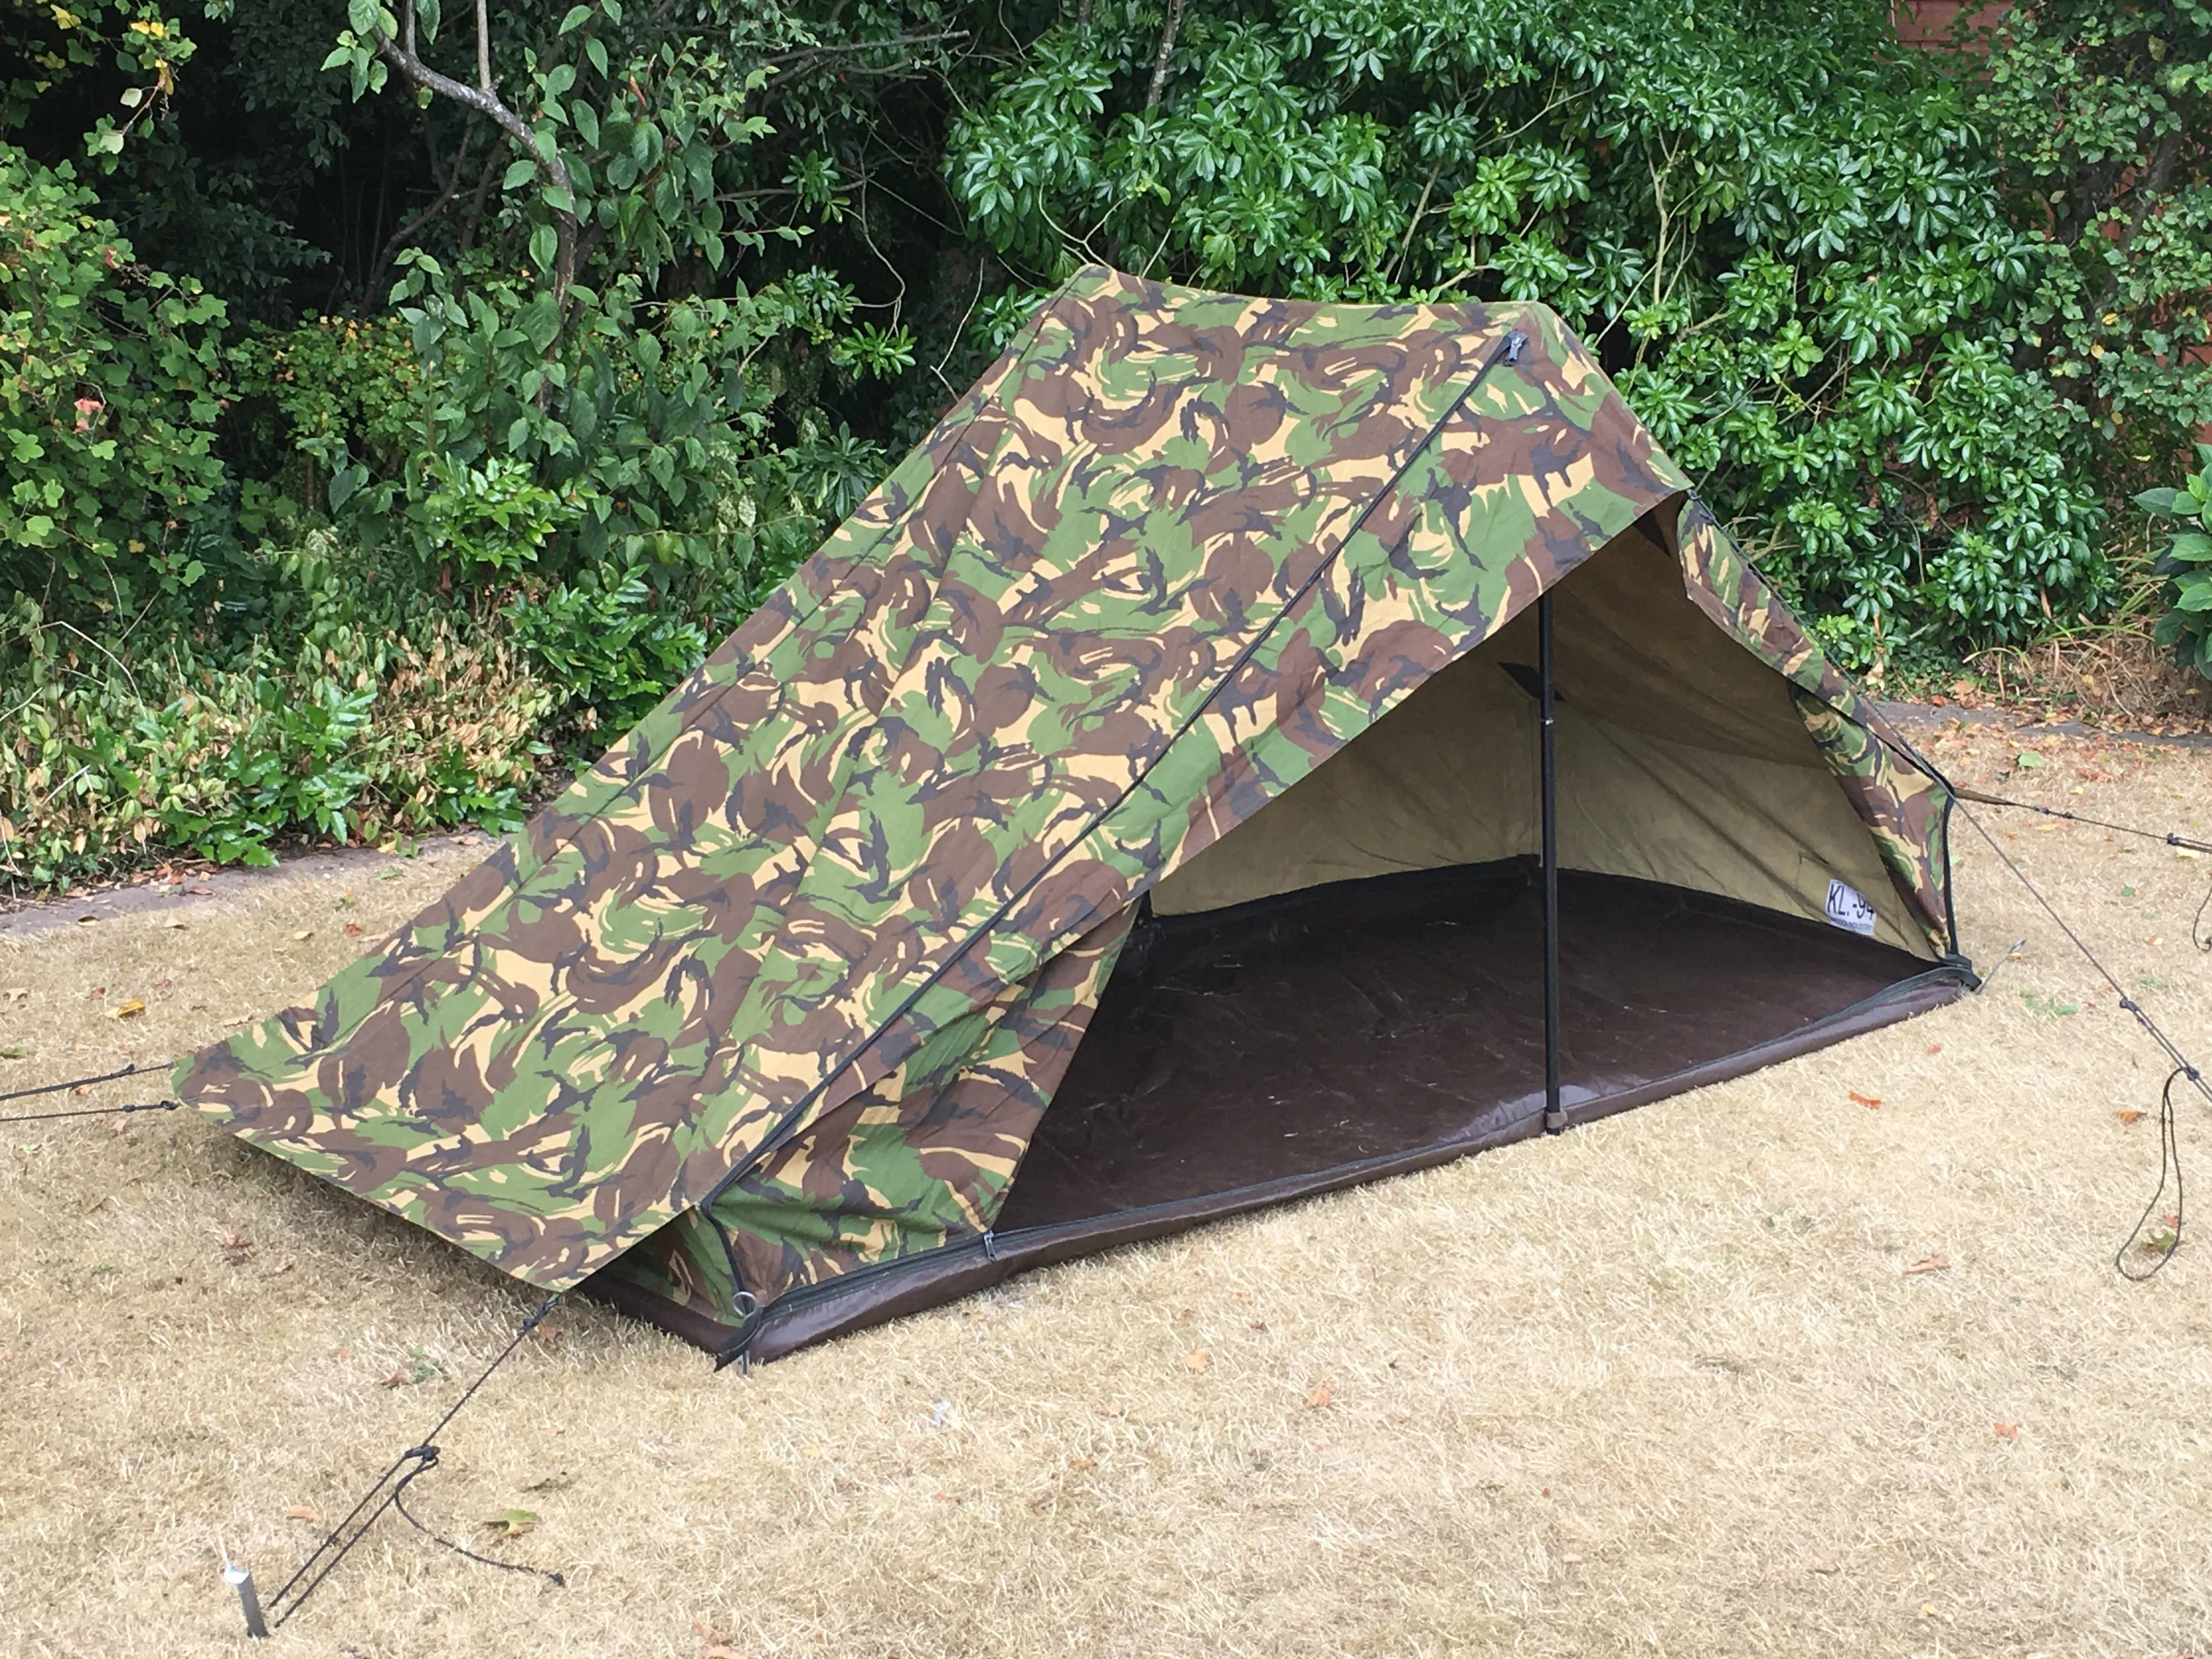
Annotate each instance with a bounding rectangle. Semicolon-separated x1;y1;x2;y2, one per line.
3;719;2210;1657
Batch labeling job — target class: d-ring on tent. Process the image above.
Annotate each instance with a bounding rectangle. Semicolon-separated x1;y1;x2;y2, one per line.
177;267;1976;1364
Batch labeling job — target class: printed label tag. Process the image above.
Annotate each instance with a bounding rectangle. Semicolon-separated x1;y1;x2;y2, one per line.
1825;878;1877;937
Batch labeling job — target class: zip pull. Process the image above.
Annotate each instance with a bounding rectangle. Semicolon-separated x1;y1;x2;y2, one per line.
981;1230;999;1262
1502;330;1528;366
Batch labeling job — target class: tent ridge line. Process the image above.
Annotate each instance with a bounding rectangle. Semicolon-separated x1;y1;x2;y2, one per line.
692;318;1533;1229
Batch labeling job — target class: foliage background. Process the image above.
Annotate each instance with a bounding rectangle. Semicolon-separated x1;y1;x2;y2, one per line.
1;0;2206;888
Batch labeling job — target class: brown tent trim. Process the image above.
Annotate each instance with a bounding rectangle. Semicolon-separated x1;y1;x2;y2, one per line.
579;945;1971;1364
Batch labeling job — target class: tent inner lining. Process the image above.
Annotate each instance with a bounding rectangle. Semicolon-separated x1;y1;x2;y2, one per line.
1150;518;1931;957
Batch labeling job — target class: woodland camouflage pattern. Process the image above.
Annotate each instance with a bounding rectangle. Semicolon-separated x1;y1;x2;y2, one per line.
175;266;1956;1314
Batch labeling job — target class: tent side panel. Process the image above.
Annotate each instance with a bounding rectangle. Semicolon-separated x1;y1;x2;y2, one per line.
705;905;1136;1308
698;301;1688;1227
1674;500;1955;949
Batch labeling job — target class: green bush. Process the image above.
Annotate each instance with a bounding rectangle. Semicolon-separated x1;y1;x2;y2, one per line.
2145;446;2212;676
3;0;2207;887
946;0;2114;676
0;143;229;602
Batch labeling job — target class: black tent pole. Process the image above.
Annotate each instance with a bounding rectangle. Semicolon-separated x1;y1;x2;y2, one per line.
1539;591;1566;1135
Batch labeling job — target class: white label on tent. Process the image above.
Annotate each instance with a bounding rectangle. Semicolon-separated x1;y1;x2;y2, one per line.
1825;878;1877;937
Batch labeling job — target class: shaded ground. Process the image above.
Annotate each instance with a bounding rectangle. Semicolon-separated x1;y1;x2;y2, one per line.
3;718;2211;1656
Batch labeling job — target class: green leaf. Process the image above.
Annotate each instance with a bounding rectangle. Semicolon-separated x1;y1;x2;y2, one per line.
542;185;577;216
559;4;592;31
529;222;557;273
503;158;538;189
2169;533;2212;563
328;463;368;511
347;0;380;34
585;37;608;76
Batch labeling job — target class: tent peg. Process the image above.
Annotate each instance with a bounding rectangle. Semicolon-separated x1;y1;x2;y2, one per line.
223;1562;268;1639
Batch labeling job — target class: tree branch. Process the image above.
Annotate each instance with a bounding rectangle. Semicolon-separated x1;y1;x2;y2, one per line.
373;0;577;305
362;123;474;308
1144;0;1187;114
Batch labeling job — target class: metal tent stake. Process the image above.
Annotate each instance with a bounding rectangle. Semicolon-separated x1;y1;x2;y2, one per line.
1539;592;1566;1135
224;1562;268;1638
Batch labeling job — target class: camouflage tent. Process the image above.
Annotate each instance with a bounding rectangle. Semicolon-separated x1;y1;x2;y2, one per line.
177;267;1973;1364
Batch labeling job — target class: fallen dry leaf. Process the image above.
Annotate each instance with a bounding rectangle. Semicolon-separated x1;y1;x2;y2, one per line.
1305;1380;1334;1410
1926;1042;1943;1054
380;1369;411;1388
1903;1254;1950;1276
1809;1558;1839;1575
162;917;187;929
104;998;146;1020
1249;1319;1268;1331
342;922;364;936
1995;1421;2020;1441
0;1043;24;1059
1027;1489;1056;1511
2117;1109;2146;1125
291;930;314;942
1848;1091;1882;1109
1233;1290;1254;1304
1181;1347;1210;1373
478;1507;538;1540
1068;1456;1096;1470
283;1504;321;1523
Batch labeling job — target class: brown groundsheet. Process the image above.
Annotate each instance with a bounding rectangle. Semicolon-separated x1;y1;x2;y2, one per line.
588;861;1971;1361
997;861;1935;1232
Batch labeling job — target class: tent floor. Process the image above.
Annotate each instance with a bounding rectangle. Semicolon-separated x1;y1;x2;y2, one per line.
996;860;1945;1233
594;862;1973;1363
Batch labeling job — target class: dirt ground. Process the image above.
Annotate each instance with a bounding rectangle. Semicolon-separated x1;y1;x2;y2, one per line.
4;719;2212;1657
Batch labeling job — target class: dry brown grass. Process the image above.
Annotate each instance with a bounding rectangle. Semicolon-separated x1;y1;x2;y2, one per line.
5;725;2212;1657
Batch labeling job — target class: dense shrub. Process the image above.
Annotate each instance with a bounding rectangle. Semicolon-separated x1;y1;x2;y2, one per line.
947;0;2120;674
0;0;2207;887
0;143;230;601
2145;446;2212;676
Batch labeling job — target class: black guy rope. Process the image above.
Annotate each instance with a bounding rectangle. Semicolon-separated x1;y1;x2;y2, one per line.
0;1059;182;1124
1959;782;2212;951
235;1291;567;1638
1950;795;2212;1279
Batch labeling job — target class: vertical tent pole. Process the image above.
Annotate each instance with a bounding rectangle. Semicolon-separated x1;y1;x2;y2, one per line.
1539;591;1565;1135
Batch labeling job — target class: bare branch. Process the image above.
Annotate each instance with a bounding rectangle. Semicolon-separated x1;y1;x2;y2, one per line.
1144;0;1187;114
373;0;577;304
